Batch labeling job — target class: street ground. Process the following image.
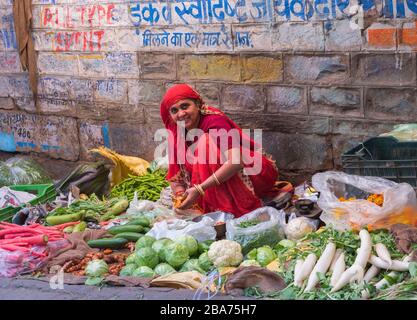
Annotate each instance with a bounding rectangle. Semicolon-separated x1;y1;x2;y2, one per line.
0;277;255;300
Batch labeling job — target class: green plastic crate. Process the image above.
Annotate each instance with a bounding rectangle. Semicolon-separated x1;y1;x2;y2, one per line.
0;184;57;222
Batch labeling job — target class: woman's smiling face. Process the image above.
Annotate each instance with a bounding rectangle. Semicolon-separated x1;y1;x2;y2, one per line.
169;99;201;130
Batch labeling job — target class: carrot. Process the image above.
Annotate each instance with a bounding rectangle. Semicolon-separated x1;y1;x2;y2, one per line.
54;221;80;230
0;235;48;246
0;244;30;252
3;233;37;239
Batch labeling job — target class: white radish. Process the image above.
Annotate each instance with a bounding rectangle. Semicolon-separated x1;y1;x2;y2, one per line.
375;271;398;290
304;242;336;292
363;265;380;283
369;255;410;271
329;249;343;272
331;265;364;293
330;252;345;287
353;229;372;269
296;253;317;286
375;243;392;266
293;259;304;287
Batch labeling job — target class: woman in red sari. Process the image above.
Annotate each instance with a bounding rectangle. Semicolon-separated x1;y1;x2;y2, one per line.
160;84;281;218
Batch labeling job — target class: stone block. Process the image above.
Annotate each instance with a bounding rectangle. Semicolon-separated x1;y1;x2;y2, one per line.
241;54;283;83
310;87;363;117
262;132;333;171
0;97;14;109
365;23;397;50
232;24;272;52
0;51;21;73
139;52;176;80
79;121;106;161
195;82;220;106
107;104;145;123
8;75;32;98
272;23;325;51
37;52;79;76
325;20;363;51
128;80;165;105
104;52;139;78
178;54;240;82
398;22;417;51
94;79;128;103
352;53;415;85
0;111;79;161
79;54;106;77
221;85;265;112
266;86;306;114
197;24;233;53
107;122;160;161
365;87;417;121
331;119;398;136
284;54;349;84
0;76;10;96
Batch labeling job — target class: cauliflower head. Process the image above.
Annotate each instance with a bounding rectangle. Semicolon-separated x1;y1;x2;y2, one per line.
285;217;314;240
207;240;243;267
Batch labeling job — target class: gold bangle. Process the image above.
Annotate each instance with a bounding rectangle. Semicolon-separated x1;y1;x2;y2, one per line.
212;173;221;186
194;184;205;197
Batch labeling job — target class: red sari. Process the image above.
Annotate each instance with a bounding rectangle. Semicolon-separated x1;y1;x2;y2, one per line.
160;84;279;217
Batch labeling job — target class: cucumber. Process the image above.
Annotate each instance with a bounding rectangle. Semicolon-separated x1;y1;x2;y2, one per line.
143;227;151;233
108;225;144;235
87;238;128;249
114;232;144;242
127;217;151;227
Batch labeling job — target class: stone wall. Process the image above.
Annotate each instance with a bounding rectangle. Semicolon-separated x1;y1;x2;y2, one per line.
0;0;416;182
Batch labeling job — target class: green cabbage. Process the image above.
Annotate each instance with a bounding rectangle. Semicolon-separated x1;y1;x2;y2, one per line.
132;266;155;278
175;235;198;257
85;259;108;277
125;253;136;265
152;238;174;261
247;249;258;261
179;259;206;274
119;264;137;276
198;240;215;254
85;276;105;286
165;243;189;268
135;235;156;250
256;246;277;267
198;252;213;272
134;247;159;269
240;260;261;267
154;263;176;276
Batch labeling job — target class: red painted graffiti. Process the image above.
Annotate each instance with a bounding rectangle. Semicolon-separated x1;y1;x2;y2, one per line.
42;4;115;28
53;30;105;52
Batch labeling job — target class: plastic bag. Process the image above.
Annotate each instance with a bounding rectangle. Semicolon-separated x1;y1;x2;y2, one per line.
90;147;149;186
312;171;417;231
380;124;417;141
226;207;286;254
0;186;36;209
125;192;175;221
147;217;217;242
0;156;52;188
0;239;69;277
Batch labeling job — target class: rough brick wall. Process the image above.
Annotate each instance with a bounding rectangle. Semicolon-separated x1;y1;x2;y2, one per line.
0;0;416;182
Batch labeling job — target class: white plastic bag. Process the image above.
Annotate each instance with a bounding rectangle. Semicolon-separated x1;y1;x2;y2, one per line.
312;171;417;231
147;217;217;242
125;192;175;221
226;206;286;254
0;187;36;209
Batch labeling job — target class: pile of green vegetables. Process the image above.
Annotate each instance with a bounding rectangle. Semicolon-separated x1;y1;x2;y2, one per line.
110;169;169;202
116;235;215;278
244;227;417;300
46;195;129;225
87;216;153;249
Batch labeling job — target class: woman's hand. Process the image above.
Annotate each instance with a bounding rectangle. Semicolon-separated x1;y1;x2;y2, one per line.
177;187;201;210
